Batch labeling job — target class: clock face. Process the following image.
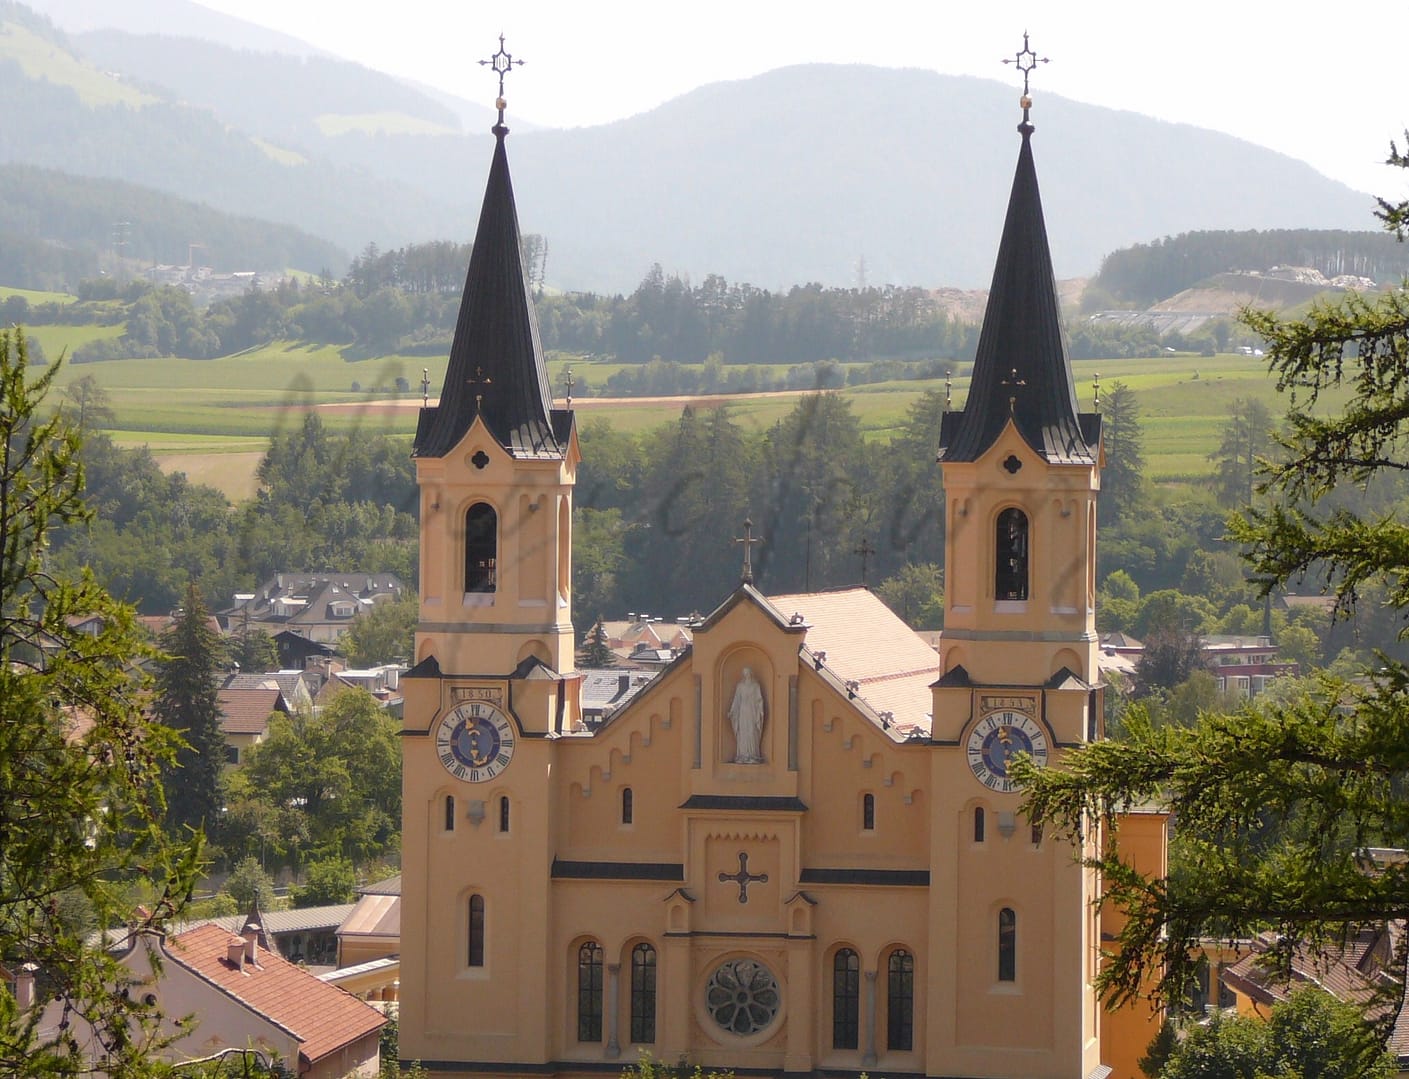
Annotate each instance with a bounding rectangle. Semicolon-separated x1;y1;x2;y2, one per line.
966;710;1049;793
435;700;516;783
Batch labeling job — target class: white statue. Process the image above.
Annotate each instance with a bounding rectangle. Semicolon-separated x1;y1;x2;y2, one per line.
728;667;766;764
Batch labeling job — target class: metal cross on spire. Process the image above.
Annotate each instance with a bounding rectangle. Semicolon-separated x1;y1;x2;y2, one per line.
1002;31;1049;128
735;518;763;585
479;33;524;128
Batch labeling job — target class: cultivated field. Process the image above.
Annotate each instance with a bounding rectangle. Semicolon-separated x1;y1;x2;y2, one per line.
26;337;1330;501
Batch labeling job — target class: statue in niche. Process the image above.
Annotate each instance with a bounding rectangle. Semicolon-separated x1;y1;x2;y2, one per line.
727;667;766;764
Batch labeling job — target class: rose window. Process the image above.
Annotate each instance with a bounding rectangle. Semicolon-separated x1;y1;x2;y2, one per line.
706;958;780;1035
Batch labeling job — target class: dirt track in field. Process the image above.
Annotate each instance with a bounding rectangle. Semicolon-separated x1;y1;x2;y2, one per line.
311;389;812;417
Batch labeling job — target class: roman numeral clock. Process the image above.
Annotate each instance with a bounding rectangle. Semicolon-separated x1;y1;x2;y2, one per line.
966;708;1049;793
435;699;517;783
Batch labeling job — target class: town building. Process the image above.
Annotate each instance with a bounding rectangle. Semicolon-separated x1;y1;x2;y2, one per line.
38;918;385;1078
223;572;406;645
398;50;1165;1079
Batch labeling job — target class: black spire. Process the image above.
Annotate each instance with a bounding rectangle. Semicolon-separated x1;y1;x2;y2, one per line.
413;124;561;459
938;83;1098;465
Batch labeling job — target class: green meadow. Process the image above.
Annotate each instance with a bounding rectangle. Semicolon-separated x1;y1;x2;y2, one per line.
31;341;1329;498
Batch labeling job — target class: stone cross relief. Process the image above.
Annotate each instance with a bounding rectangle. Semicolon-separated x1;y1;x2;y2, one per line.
727;667;766;764
718;851;768;904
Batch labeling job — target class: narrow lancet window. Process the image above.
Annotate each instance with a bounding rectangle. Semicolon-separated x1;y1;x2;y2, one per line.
577;941;604;1042
468;895;485;967
630;943;657;1043
887;949;914;1051
998;907;1017;981
995;508;1029;601
832;948;860;1049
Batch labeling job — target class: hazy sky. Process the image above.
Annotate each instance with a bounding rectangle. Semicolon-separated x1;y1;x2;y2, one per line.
195;0;1406;198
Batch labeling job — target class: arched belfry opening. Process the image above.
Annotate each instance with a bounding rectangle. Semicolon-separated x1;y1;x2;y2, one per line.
995;508;1029;601
465;502;498;593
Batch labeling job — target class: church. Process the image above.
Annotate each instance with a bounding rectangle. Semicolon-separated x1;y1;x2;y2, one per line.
398;39;1166;1079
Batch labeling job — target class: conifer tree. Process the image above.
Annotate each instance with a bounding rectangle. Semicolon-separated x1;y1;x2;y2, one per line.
1018;144;1409;1036
156;581;227;832
0;329;199;1075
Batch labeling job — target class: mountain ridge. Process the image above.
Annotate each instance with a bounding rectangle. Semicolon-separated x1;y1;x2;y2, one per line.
0;0;1380;293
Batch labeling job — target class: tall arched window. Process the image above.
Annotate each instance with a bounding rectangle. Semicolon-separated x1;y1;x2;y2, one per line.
862;793;876;831
974;806;986;843
630;942;657;1044
995;508;1029;601
467;895;485;967
498;795;510;833
832;948;860;1050
998;908;1017;982
887;949;914;1051
465;502;498;593
621;787;634;826
444;794;455;832
577;941;604;1042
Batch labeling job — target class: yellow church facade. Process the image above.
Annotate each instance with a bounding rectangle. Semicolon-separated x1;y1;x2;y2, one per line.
399;55;1166;1079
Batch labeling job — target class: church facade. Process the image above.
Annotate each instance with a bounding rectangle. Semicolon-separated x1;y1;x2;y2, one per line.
399;63;1165;1079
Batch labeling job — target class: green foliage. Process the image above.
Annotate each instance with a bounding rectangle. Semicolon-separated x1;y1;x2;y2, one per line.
1018;673;1409;1016
236;689;401;865
582;618;616;668
874;562;944;630
621;1051;735;1079
156;581;228;833
1209;397;1275;509
224;855;277;912
1100;380;1147;520
0;329;200;1075
1158;986;1393;1079
293;856;356;908
1138;1018;1178;1078
1375;131;1409;238
1133;627;1210;697
229;626;278;671
343;594;416;667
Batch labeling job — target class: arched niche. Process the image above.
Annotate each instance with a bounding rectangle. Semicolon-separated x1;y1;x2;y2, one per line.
717;645;773;767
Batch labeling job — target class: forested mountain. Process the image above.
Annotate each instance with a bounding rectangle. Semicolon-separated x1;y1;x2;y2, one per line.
1092;229;1409;306
0;1;1377;294
0;164;346;286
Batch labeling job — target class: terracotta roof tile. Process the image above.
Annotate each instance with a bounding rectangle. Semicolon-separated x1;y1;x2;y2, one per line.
768;588;941;731
167;922;384;1065
217;688;282;735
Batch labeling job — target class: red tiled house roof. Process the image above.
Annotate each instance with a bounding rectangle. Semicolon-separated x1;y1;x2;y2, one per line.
167;923;385;1068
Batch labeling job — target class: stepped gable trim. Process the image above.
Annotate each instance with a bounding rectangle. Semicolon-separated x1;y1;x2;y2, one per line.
550;859;684;881
938;124;1097;466
414;126;559;460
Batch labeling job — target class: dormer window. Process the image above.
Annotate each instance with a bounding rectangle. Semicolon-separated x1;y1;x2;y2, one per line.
465;503;498;593
995;508;1029;601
